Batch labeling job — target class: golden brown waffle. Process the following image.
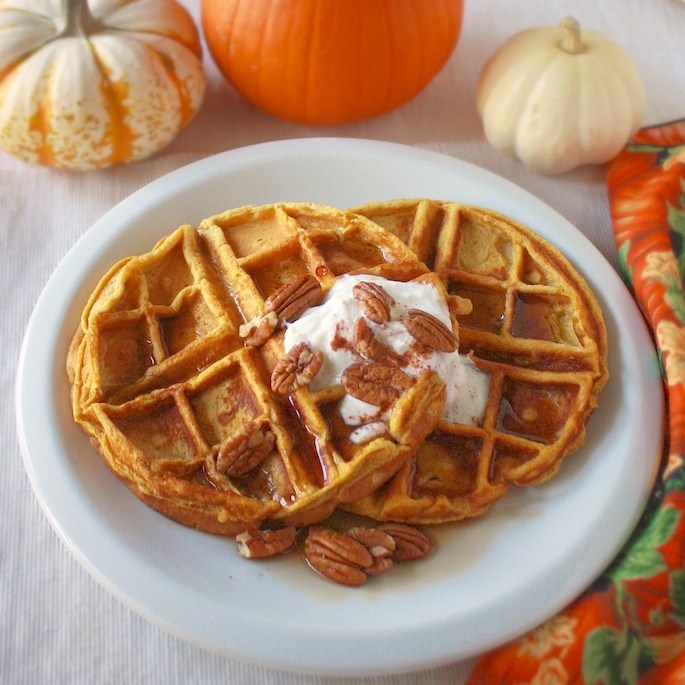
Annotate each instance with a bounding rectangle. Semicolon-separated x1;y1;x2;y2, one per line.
345;198;609;523
68;202;449;535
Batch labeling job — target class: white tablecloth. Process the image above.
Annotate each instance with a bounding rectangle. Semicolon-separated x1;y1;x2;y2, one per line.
3;1;684;683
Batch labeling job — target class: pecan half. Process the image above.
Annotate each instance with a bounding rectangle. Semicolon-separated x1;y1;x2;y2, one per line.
347;526;395;575
265;273;324;322
236;526;297;559
378;523;432;562
341;361;413;407
353;281;395;324
271;342;324;395
353;317;399;363
239;310;278;347
403;309;458;352
304;526;373;586
216;422;276;476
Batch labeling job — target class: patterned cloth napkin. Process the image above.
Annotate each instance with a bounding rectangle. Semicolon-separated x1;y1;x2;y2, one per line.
468;119;685;684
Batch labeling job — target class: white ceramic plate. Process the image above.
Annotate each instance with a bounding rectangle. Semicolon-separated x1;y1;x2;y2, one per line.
17;138;663;676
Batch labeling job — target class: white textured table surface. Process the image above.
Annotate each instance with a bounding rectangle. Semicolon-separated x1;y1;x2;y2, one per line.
3;1;684;683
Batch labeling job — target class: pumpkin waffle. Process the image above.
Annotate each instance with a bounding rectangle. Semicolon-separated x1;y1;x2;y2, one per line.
345;198;609;524
67;202;451;535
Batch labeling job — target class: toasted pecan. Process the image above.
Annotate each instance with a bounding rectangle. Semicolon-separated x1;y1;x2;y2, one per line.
353;281;395;324
271;342;324;395
341;361;413;407
304;526;373;587
404;308;458;352
266;274;323;322
216;422;276;476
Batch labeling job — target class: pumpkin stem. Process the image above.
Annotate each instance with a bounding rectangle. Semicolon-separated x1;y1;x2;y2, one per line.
58;0;103;37
559;17;584;54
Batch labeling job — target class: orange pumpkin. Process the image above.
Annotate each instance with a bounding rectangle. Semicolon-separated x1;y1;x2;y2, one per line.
201;0;464;125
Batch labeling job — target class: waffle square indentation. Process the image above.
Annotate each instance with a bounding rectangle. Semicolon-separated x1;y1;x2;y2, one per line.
311;230;387;275
113;399;198;463
158;293;219;356
411;432;485;498
497;378;579;444
96;318;155;389
511;292;578;344
455;221;513;280
450;283;507;333
188;365;264;447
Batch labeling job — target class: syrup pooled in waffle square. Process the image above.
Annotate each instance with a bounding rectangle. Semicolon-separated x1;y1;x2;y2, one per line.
345;199;609;523
68;202;447;535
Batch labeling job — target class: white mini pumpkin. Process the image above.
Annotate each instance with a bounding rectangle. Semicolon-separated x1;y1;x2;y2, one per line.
0;0;206;170
476;17;646;175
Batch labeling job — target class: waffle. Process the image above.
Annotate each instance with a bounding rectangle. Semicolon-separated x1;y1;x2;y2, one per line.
67;202;449;535
344;199;609;523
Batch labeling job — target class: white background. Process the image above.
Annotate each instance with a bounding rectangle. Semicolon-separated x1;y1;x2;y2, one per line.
3;1;684;683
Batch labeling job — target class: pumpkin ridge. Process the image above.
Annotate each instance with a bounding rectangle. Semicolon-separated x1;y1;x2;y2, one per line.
305;0;326;122
373;2;392;113
106;26;201;57
30;81;55;167
153;45;199;127
591;56;633;159
88;41;134;165
104;0;194;36
235;0;267;112
22;42;69;167
256;1;279;116
209;0;239;84
515;53;575;169
404;0;425;98
379;1;404;113
0;12;58;80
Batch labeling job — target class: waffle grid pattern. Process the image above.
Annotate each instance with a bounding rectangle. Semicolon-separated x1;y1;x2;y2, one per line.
69;203;433;533
346;199;609;523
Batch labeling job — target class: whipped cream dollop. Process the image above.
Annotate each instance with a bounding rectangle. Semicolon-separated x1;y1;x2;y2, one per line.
283;274;490;435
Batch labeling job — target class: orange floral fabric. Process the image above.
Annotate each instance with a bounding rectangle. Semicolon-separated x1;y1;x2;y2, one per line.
468;119;685;685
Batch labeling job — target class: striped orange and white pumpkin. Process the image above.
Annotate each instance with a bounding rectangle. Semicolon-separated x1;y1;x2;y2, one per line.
0;0;206;170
